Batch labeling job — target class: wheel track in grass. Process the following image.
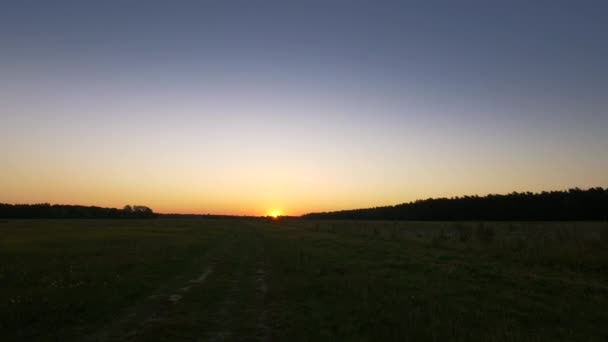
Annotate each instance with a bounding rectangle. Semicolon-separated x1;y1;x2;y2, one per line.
88;234;235;342
89;224;275;342
206;228;271;342
253;264;269;341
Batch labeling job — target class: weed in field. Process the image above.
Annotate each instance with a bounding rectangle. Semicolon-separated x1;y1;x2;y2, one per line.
475;223;495;244
431;230;448;247
600;222;608;244
511;237;527;252
455;223;473;243
507;223;517;232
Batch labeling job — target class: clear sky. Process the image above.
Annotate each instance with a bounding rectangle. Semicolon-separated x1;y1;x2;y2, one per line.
1;1;607;216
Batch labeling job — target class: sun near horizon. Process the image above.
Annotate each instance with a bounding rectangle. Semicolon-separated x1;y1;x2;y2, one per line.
267;210;282;218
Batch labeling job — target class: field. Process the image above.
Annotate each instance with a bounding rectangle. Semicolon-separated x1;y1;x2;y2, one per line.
1;219;608;341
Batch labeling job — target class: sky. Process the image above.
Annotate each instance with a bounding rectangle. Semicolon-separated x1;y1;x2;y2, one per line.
1;1;607;216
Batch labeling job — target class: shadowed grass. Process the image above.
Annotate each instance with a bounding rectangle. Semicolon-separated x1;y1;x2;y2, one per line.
1;219;607;341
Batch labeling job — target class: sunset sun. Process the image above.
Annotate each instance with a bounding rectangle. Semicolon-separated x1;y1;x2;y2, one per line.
268;210;281;218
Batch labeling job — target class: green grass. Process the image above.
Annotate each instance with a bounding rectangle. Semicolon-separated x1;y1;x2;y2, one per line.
1;219;607;341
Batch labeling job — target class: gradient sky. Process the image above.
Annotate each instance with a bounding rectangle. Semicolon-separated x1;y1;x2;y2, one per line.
1;1;607;215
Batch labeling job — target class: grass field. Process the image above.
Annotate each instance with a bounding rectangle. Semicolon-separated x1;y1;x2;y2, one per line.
1;219;608;341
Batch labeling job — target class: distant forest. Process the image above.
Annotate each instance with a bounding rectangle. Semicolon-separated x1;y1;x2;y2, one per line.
302;188;608;221
0;204;155;219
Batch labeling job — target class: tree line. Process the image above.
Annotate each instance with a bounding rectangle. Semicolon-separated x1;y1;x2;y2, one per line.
0;203;155;219
302;187;608;221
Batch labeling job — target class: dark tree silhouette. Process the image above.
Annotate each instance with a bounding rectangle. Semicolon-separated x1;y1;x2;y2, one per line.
302;187;608;221
0;203;156;219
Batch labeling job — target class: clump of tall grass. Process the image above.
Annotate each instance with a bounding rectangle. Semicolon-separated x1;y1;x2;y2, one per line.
511;237;527;252
600;222;608;244
507;223;517;232
390;226;399;240
475;223;495;244
431;230;448;247
455;223;473;243
554;225;578;244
